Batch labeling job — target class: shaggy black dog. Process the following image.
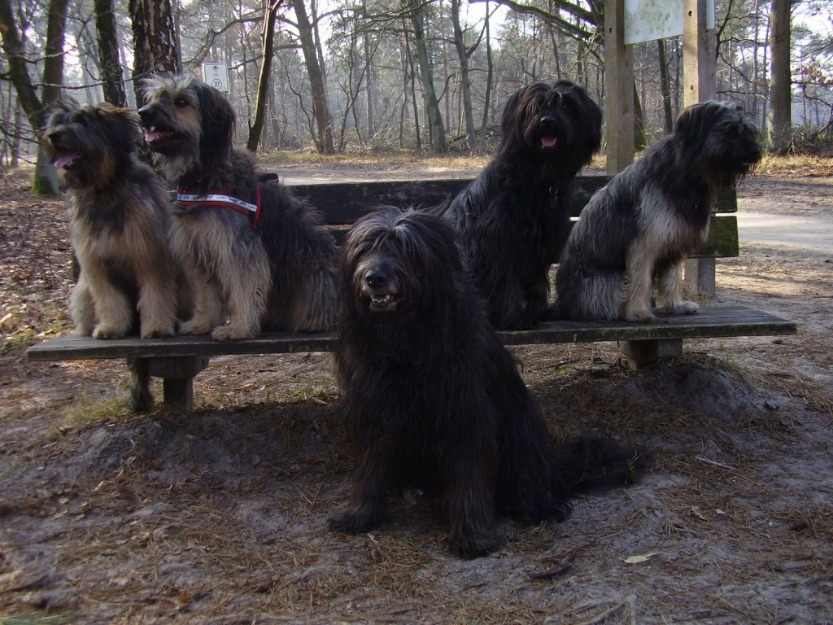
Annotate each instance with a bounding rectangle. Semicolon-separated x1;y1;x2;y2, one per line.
554;101;761;322
430;81;602;329
138;74;338;339
329;207;645;559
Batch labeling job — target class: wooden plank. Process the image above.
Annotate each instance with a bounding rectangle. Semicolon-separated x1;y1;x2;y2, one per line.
26;306;795;363
329;212;738;255
498;305;795;346
288;176;736;227
604;0;634;173
694;216;738;258
289;176;612;224
26;332;339;361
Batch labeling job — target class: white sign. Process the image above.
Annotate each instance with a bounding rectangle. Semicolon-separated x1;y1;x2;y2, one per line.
624;0;715;45
202;63;230;93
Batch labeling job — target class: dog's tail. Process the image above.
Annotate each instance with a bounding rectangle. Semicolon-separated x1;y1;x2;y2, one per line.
554;437;650;494
127;358;154;412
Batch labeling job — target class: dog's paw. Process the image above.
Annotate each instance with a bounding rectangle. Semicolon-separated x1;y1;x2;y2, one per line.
624;308;655;323
92;324;128;339
141;324;175;338
178;318;214;335
664;300;700;315
448;530;503;559
211;324;255;341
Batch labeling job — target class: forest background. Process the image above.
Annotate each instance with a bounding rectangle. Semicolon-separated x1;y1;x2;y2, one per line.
0;0;832;190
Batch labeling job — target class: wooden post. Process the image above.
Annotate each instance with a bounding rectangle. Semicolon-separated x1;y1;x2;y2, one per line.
683;0;717;296
604;0;634;174
621;339;683;370
147;356;209;412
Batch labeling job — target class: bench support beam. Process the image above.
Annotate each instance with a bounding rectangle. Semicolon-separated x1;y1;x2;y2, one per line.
146;356;210;411
620;339;683;370
684;258;716;297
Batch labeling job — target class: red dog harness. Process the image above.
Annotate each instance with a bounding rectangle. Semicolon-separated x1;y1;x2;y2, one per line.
175;185;263;231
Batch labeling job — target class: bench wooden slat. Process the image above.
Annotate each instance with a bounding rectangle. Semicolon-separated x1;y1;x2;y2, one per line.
287;176;739;226
327;213;740;258
694;215;738;258
498;305;794;345
26;305;795;362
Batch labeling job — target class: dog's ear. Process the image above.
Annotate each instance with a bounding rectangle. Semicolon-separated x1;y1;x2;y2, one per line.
194;81;235;167
499;88;525;148
94;102;141;152
674;101;728;149
560;82;603;155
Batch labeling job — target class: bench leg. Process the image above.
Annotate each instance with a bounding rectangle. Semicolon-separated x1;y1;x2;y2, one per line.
163;378;195;411
620;339;683;370
147;356;210;412
684;258;715;297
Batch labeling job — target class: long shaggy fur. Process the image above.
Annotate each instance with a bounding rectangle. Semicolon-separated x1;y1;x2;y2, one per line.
330;207;645;559
138;74;338;339
430;81;602;329
554;101;762;322
43;99;182;411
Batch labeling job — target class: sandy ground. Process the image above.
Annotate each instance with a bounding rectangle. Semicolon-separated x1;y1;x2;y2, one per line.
0;165;831;625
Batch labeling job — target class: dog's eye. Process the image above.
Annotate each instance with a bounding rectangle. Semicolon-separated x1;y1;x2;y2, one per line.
174;98;189;108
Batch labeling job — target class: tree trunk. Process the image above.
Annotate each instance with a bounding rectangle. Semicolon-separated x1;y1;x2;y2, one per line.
0;0;43;121
451;0;475;144
247;0;282;153
406;0;446;152
769;0;791;152
36;0;69;193
633;82;646;151
293;0;335;153
362;0;374;139
481;1;494;132
657;39;673;133
129;0;179;104
95;0;127;106
1;0;70;194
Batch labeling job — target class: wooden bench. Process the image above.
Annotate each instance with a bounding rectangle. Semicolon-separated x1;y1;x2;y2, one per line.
26;175;796;411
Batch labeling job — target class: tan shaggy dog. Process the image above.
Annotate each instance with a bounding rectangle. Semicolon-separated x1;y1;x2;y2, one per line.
138;74;338;340
43;99;183;410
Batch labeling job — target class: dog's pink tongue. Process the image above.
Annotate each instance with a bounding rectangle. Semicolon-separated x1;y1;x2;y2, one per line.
54;153;79;169
145;129;169;142
541;136;558;149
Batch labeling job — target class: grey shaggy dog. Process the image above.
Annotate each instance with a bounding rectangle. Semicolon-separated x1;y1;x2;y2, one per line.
430;80;602;329
330;207;647;559
554;101;761;322
42;99;183;410
138;74;338;340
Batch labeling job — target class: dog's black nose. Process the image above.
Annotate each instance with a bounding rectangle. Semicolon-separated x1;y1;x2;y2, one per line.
47;130;63;143
137;105;153;123
540;115;556;127
364;268;388;289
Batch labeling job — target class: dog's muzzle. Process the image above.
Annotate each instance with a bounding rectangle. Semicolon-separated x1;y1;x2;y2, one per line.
360;264;402;313
539;116;558;149
138;105;178;149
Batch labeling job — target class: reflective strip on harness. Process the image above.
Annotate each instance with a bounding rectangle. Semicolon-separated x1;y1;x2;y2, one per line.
176;186;263;231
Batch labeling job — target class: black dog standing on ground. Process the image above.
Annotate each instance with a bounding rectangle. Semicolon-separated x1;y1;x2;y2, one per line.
554;101;762;322
430;81;602;329
329;208;646;559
